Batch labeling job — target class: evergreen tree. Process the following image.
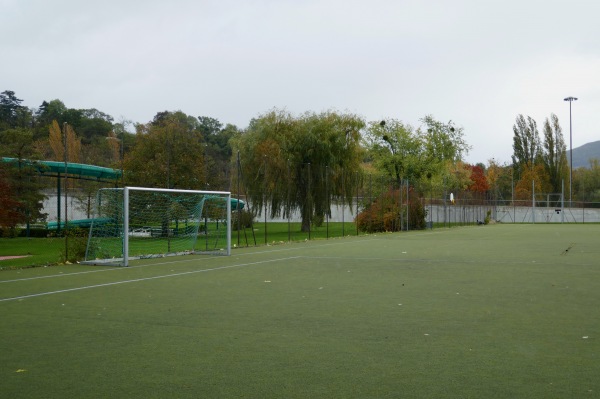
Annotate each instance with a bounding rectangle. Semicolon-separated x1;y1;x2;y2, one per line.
512;114;541;179
542;113;568;193
0;90;32;130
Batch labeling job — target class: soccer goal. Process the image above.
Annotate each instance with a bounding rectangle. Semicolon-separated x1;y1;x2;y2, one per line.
83;187;236;266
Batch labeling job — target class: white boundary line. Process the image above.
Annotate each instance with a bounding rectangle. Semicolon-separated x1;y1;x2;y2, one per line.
301;255;595;267
0;237;381;284
0;254;228;284
0;256;300;303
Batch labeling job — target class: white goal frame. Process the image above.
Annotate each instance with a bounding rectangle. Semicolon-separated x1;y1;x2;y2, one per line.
83;186;231;266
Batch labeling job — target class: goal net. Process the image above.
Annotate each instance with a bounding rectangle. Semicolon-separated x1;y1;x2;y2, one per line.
83;187;234;266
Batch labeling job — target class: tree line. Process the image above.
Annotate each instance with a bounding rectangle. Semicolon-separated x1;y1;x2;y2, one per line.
1;89;599;236
490;113;600;204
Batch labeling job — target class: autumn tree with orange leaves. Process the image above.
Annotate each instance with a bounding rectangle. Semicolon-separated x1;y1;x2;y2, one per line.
514;163;551;203
48;120;81;163
468;164;489;193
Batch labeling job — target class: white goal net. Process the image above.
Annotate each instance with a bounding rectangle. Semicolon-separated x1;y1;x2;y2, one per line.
83;187;234;266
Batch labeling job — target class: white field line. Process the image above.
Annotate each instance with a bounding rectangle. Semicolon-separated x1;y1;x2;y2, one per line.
0;256;301;303
1;237;381;284
300;255;469;265
301;255;433;264
302;255;595;267
0;254;227;284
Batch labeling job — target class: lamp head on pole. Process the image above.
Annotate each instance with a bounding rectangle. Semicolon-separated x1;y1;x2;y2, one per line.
564;96;578;102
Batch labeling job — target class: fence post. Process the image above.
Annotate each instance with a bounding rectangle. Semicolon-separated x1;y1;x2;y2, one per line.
356;171;360;236
264;156;267;245
562;179;565;223
369;174;372;232
326;165;329;239
287;159;291;242
532;179;535;224
406;179;410;231
308;162;311;240
341;168;344;237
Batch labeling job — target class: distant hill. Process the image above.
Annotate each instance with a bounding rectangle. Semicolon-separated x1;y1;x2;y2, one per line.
568;140;600;169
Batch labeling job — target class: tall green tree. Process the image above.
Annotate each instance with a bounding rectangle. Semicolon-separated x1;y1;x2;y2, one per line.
542;113;568;193
0;90;32;130
35;99;67;122
366;115;469;189
33;100;115;161
233;109;364;232
76;108;114;146
124;111;207;189
198;116;240;190
197;116;223;136
421;115;470;165
572;159;600;202
512;114;541;178
364;119;425;186
364;115;470;202
421;115;471;197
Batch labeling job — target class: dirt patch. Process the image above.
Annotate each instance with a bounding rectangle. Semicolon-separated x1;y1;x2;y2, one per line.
0;256;30;261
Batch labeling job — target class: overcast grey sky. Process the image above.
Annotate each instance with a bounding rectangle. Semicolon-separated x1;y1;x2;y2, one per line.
2;0;599;164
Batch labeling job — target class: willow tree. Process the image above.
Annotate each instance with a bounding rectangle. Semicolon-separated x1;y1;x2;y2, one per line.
233;109;364;232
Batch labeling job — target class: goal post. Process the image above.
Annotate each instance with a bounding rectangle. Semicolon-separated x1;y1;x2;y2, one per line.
83;187;235;266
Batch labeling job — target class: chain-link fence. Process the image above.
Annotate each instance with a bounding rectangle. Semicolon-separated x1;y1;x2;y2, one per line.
37;162;600;244
422;198;600;225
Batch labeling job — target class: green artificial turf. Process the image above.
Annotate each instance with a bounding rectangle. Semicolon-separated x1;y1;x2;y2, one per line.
1;224;599;398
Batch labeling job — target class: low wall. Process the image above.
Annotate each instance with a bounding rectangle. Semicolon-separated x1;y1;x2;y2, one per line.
425;204;600;224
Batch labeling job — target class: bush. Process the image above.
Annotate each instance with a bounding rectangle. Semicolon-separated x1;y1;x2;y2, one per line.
60;228;90;263
356;187;426;233
232;209;255;230
17;228;49;238
484;210;492;225
0;226;21;238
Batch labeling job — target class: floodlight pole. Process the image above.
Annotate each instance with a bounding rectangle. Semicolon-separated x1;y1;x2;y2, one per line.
564;96;577;205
